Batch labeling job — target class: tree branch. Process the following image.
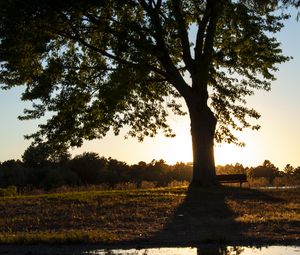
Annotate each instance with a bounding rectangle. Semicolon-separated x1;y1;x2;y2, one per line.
194;2;212;61
139;0;191;99
85;13;158;56
49;13;168;78
193;0;220;103
171;0;194;73
155;0;162;9
202;3;218;67
74;33;167;77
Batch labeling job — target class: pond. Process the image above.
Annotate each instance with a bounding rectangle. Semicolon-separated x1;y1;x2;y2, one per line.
80;246;300;255
2;245;299;255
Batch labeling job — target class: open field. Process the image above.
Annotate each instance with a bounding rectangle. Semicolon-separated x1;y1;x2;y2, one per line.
0;186;299;246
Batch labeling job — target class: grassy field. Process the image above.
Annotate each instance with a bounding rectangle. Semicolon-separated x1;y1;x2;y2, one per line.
0;186;299;246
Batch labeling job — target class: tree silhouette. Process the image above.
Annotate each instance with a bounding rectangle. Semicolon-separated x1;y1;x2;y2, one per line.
22;142;71;168
283;164;294;175
0;0;290;186
248;160;280;185
69;152;107;184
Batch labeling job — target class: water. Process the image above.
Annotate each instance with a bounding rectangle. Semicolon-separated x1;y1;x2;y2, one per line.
1;245;299;255
253;186;300;190
81;246;300;255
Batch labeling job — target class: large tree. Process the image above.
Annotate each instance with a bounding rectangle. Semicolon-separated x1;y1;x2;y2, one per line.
0;0;290;186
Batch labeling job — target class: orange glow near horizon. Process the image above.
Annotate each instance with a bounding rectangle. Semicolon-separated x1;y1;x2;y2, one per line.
69;102;297;170
71;123;270;168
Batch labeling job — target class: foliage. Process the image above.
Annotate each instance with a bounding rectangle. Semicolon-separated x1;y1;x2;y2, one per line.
0;0;290;149
283;163;294;174
22;142;71;168
69;152;107;185
0;164;27;187
0;159;22;168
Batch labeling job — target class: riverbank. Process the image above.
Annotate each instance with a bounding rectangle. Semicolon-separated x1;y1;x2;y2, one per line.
0;186;299;246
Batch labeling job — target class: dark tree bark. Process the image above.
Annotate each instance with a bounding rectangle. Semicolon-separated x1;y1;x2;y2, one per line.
186;95;217;186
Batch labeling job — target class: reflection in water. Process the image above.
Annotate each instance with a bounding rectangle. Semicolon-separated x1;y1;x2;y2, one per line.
196;246;244;255
2;246;299;254
81;246;300;255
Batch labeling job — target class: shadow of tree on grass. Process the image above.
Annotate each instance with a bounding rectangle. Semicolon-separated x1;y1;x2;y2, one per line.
150;186;243;245
147;186;285;246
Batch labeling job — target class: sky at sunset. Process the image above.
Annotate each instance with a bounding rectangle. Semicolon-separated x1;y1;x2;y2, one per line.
0;11;299;170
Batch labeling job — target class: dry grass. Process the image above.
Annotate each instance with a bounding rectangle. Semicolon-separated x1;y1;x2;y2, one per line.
0;186;299;245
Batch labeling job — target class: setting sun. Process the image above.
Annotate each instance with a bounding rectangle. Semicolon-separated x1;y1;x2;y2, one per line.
214;143;249;166
155;127;192;165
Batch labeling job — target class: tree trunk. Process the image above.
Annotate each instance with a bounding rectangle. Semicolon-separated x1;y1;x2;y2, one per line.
188;103;217;186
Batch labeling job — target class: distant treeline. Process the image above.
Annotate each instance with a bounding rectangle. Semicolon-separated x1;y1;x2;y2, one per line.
0;151;299;192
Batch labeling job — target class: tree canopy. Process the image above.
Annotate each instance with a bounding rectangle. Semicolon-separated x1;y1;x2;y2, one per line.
0;0;293;185
0;0;290;144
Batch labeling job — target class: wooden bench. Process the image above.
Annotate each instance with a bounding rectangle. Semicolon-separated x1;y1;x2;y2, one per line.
216;174;248;187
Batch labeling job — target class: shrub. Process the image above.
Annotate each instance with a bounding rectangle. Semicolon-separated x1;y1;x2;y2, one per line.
168;180;189;187
140;181;157;189
248;177;270;187
0;186;18;197
114;182;137;190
